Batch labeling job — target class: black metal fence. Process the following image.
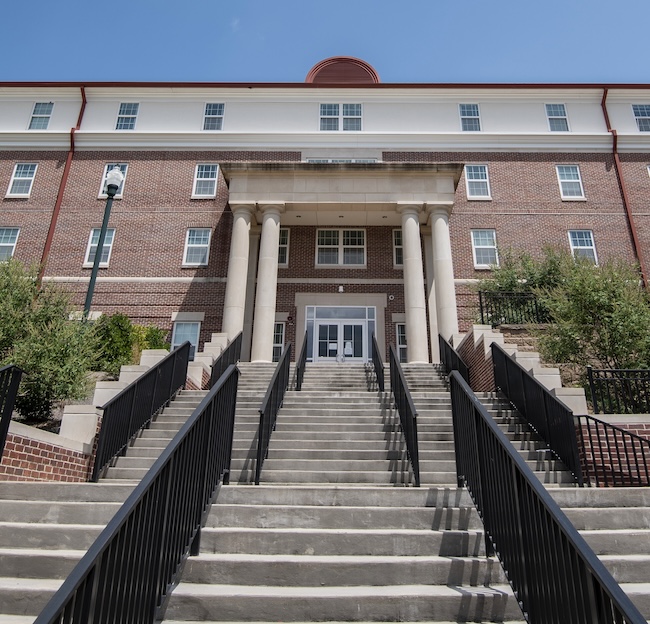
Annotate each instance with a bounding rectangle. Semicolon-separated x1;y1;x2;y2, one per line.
438;334;469;384
35;364;240;624
576;414;650;487
0;364;23;460
295;332;308;391
255;342;292;485
587;365;650;414
491;342;584;486
209;332;242;389
449;370;646;624
478;290;549;326
388;344;420;486
92;342;190;482
371;333;385;392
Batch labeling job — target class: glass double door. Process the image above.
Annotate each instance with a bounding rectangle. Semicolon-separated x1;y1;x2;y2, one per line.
316;321;364;362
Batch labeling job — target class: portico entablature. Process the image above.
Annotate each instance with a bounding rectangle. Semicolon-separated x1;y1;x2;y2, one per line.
221;162;463;226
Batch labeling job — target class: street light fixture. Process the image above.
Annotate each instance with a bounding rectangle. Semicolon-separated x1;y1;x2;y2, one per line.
83;166;124;318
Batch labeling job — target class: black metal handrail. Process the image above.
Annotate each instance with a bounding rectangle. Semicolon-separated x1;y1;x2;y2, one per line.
255;342;292;485
295;332;308;391
92;342;190;482
587;365;650;414
479;290;549;326
209;331;243;389
0;364;23;460
576;414;650;486
491;342;584;486
438;333;469;384
35;364;240;624
388;344;420;486
449;370;645;624
371;332;385;392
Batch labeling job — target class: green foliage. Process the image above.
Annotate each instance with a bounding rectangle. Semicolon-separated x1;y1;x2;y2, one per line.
537;259;650;370
131;323;169;363
0;259;98;422
94;313;135;377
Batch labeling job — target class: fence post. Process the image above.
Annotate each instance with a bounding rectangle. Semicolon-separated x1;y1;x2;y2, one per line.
479;291;485;325
586;366;599;414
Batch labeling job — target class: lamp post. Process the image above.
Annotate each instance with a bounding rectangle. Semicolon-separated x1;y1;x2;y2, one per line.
83;166;124;318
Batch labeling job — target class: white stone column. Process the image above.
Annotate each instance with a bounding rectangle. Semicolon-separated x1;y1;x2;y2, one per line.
222;204;254;339
398;203;429;363
250;204;284;362
428;203;458;340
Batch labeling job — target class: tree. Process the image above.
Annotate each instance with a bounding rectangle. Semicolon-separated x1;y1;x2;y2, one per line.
0;259;98;423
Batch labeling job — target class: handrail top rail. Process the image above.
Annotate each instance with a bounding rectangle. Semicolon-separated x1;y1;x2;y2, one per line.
259;342;293;414
0;364;23;374
34;363;240;622
97;341;190;410
449;370;645;621
581;412;650;442
439;333;470;371
389;343;418;419
588;365;650;376
492;341;573;416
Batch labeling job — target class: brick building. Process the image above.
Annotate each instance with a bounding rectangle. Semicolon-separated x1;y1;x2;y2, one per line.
1;56;648;364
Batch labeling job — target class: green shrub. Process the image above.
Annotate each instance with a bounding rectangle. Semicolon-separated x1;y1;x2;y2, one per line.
94;313;135;377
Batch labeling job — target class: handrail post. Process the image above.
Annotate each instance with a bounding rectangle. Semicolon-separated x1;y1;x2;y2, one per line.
0;365;23;462
371;332;385;392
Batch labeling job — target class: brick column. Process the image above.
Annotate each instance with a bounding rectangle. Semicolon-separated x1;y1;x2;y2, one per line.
428;203;458;340
222;204;254;339
250;204;284;362
398;203;429;363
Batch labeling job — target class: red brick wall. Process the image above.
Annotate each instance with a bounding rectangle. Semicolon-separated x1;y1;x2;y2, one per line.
0;433;92;482
457;334;496;392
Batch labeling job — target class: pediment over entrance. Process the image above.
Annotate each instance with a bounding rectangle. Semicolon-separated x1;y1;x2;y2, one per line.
221;162;463;226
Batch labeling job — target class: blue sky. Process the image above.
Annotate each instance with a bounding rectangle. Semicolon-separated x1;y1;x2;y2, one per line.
2;0;649;83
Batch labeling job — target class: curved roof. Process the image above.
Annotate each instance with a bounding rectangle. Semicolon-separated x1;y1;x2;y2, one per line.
305;57;380;84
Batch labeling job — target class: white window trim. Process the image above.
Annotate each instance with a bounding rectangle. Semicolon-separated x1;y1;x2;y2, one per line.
319;104;363;132
632;104;650;132
28;102;54;130
568;230;598;264
83;228;116;268
396;322;407;363
315;229;367;267
555;165;586;200
182;228;211;266
459;103;481;132
6;163;38;198
203;103;225;131
471;229;499;269
0;227;20;260
191;164;219;198
278;228;290;267
392;229;403;268
115;102;139;131
171;321;201;361
545;103;570;132
98;163;128;199
272;322;286;363
464;164;492;200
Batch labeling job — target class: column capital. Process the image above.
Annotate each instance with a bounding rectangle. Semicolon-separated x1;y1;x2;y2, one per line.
426;202;454;220
229;203;256;218
396;201;424;216
256;202;286;221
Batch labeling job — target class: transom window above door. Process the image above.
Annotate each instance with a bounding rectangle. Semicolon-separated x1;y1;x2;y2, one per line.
316;229;365;266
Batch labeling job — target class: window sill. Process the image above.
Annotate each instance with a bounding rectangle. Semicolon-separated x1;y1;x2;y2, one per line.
474;265;496;271
181;263;209;268
5;194;31;199
315;264;367;269
561;197;587;202
98;195;123;200
467;197;492;201
83;263;109;269
190;195;217;200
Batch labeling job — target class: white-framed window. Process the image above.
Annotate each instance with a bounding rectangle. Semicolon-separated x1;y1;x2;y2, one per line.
29;102;54;130
203;103;224;130
99;163;128;198
546;103;569;132
319;104;362;131
0;228;20;260
393;229;403;267
316;229;366;266
171;321;200;360
278;228;290;266
396;323;407;363
465;165;491;199
459;103;481;131
632;105;650;132
183;228;211;266
272;322;285;363
6;163;37;197
84;228;116;267
556;165;585;199
568;230;597;264
115;102;139;130
471;229;499;269
192;164;218;198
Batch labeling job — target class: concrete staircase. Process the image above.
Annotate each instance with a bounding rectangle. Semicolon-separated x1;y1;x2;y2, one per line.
0;389;207;622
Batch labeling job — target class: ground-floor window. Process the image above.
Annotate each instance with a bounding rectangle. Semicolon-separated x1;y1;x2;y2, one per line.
272;322;285;362
171;321;200;360
396;323;407;363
